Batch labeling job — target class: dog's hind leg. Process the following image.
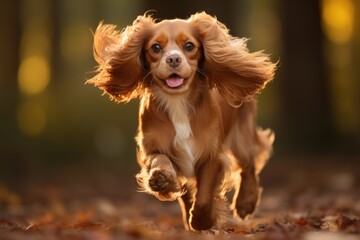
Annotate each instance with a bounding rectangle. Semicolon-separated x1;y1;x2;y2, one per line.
227;101;274;219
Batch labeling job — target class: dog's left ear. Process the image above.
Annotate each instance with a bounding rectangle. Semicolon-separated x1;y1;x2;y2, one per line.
190;12;276;106
87;15;154;102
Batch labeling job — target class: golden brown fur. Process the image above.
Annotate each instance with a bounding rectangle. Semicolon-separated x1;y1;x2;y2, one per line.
88;12;276;231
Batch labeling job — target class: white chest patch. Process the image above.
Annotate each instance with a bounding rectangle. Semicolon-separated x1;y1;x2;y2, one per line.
157;93;196;177
168;98;195;162
173;123;194;161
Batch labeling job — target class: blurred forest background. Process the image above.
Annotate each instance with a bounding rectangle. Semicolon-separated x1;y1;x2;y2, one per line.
0;0;359;185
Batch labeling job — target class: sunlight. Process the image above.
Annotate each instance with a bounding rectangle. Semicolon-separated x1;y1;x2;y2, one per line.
18;0;52;95
18;55;50;95
17;101;46;136
322;0;354;44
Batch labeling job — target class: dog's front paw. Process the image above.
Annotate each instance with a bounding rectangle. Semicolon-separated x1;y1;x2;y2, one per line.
148;169;181;201
149;169;173;192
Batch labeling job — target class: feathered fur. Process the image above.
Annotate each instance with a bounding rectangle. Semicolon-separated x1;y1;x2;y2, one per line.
88;12;276;231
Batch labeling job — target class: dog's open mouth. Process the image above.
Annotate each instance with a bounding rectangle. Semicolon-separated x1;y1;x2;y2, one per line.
165;74;184;88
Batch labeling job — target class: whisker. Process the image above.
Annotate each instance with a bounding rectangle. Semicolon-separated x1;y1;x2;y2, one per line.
142;69;154;82
194;67;207;78
142;69;159;89
193;67;213;89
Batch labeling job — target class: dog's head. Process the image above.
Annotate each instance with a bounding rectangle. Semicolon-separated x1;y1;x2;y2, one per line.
88;12;276;105
143;19;203;95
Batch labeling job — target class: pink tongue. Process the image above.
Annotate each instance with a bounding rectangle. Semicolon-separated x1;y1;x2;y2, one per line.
166;76;184;88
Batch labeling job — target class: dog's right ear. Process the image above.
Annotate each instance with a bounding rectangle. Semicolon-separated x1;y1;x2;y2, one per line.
87;15;154;102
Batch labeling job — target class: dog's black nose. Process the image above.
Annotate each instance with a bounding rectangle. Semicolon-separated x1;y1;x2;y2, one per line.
166;54;182;68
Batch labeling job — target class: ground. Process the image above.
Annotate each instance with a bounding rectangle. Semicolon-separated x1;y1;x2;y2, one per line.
0;157;359;240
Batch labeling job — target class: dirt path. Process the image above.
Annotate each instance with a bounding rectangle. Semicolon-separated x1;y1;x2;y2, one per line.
1;158;359;239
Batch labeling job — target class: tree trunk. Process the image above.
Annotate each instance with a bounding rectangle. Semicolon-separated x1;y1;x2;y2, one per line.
0;0;21;181
354;0;360;154
279;0;334;153
0;0;20;112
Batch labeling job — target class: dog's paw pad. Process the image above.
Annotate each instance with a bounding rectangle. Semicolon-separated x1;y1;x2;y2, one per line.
148;170;174;192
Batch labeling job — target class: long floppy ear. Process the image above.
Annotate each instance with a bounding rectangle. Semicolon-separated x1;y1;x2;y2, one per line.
87;15;154;102
190;12;276;106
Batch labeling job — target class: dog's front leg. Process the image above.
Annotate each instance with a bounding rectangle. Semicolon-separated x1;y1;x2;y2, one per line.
178;184;193;230
190;159;223;231
137;154;183;201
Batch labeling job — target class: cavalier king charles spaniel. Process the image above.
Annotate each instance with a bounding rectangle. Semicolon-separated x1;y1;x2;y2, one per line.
88;12;276;231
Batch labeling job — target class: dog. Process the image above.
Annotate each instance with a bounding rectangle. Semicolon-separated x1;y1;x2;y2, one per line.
87;12;276;231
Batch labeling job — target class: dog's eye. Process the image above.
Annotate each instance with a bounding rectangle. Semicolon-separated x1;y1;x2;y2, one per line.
184;42;195;52
151;44;162;54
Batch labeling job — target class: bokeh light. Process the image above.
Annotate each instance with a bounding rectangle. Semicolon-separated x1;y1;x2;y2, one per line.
322;0;354;44
322;0;358;134
18;55;50;95
17;0;52;95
